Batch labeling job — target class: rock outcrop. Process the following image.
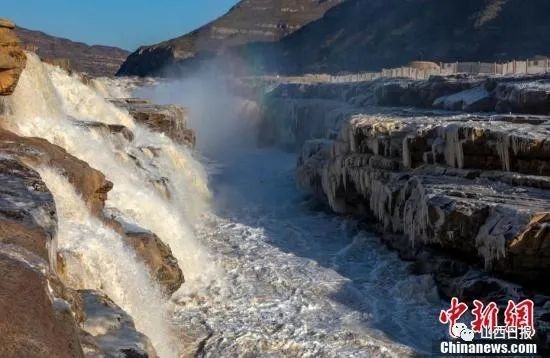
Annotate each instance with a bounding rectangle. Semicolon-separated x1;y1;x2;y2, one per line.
123;229;184;295
259;80;550;349
78;290;157;357
116;0;342;76
111;98;196;147
262;82;550;284
266;73;550;117
0;48;184;356
105;208;184;295
0;129;112;217
0;145;167;357
0;129;184;295
0;25;87;356
16;27;129;77
0;19;26;95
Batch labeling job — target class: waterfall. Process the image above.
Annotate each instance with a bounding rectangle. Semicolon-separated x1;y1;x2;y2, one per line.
2;53;220;357
4;53;218;288
38;167;177;357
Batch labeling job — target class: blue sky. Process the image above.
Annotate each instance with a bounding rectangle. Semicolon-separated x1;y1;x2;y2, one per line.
3;1;239;51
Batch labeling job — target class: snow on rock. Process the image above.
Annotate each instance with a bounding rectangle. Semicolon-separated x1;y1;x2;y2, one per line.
260;86;550;285
433;86;492;112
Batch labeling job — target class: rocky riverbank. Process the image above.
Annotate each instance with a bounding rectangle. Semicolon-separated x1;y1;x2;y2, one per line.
0;19;198;357
258;76;550;350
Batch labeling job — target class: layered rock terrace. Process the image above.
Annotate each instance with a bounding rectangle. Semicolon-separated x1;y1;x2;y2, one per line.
258;74;550;349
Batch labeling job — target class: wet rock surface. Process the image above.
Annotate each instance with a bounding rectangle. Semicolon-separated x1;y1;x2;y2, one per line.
0;157;83;358
0;19;26;95
105;208;184;295
110;98;196;147
260;80;550;350
0;157;57;262
78;290;158;358
0;54;188;356
0;129;113;216
0;154;164;357
0;65;180;354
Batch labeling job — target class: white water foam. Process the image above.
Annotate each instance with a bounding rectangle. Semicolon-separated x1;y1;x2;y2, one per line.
4;55;449;355
4;54;218;290
38;167;177;357
138;74;447;355
2;54;221;357
171;147;445;356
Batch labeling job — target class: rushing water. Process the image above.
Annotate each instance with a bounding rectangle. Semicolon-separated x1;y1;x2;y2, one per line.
37;167;177;357
4;54;216;357
6;55;214;291
167;146;446;356
139;78;448;356
4;55;448;356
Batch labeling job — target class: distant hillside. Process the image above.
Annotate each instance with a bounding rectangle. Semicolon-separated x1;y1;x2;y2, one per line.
16;27;129;77
255;0;550;73
251;0;550;74
118;0;550;77
116;0;343;76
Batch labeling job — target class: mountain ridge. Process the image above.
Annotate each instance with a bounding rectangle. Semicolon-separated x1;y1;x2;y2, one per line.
254;0;550;74
16;27;129;77
117;0;550;77
117;0;343;76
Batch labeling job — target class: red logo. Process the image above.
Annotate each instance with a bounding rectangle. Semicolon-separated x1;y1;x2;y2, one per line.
439;298;535;341
439;297;468;338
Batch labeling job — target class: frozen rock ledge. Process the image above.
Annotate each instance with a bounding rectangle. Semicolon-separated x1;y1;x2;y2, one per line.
258;80;550;350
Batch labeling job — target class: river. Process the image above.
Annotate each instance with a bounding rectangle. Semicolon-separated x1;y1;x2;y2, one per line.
3;53;447;357
172;143;446;356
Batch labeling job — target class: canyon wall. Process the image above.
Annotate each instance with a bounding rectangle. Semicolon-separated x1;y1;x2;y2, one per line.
117;0;342;76
258;77;550;350
252;0;550;74
118;0;550;77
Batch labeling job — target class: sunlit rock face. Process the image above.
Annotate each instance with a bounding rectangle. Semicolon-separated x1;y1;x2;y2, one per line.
104;208;185;295
110;98;196;147
0;19;26;95
0;129;113;217
116;0;343;76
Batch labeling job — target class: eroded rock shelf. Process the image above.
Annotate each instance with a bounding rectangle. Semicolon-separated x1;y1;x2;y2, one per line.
259;77;550;350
